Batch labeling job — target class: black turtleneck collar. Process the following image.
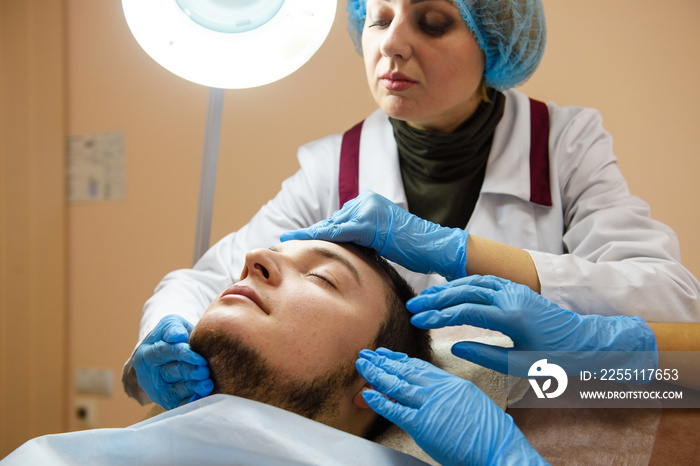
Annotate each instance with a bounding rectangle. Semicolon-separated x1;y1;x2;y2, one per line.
389;88;505;228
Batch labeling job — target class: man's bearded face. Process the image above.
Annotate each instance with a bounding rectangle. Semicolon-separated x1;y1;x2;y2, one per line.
189;327;358;423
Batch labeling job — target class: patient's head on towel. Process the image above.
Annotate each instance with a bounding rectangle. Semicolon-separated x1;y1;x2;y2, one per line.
189;240;432;439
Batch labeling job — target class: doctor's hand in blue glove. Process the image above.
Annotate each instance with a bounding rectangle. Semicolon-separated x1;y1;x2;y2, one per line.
356;348;547;466
407;275;658;379
280;190;468;280
133;314;214;409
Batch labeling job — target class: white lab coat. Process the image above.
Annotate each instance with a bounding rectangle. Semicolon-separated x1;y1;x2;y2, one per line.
122;88;700;403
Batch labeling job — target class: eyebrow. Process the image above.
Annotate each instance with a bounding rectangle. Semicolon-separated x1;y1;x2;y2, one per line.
270;244;362;286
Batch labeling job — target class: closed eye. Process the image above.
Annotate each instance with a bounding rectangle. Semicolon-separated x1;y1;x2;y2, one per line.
419;17;454;37
416;8;456;37
368;19;390;29
308;272;336;289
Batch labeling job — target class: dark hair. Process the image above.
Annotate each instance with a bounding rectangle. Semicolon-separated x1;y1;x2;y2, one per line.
345;244;433;439
347;244;433;361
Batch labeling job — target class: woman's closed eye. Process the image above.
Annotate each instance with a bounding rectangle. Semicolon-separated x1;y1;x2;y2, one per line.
366;3;392;30
367;13;391;30
366;12;455;37
418;12;455;37
369;20;390;29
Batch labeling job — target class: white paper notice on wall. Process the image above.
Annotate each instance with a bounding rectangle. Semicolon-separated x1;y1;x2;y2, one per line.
67;132;126;202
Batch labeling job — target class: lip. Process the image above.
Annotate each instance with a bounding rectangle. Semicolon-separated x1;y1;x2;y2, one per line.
219;284;268;315
380;72;418;92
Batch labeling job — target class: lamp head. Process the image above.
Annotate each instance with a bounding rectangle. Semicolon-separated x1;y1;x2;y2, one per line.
122;0;336;89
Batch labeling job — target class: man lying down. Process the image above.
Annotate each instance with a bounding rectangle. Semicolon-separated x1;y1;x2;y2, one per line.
2;241;435;465
189;239;433;439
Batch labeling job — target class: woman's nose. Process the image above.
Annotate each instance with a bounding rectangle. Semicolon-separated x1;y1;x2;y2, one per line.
380;16;414;61
243;248;282;286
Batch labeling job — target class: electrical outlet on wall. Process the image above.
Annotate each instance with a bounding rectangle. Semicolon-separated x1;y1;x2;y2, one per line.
75;399;97;429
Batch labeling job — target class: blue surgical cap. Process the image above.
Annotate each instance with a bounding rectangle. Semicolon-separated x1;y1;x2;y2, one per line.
347;0;546;91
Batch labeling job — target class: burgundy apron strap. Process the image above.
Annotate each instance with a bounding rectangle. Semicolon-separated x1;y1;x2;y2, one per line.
338;120;364;208
529;98;553;207
338;103;551;209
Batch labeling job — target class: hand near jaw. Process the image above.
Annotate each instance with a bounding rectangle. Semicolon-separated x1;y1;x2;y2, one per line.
356;348;546;466
133;314;214;409
280;190;469;280
407;275;658;379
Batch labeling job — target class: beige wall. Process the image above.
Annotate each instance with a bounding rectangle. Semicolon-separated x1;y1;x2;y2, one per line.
2;0;700;454
1;0;68;456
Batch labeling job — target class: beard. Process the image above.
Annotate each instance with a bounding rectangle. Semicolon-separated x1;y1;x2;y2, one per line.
189;326;359;424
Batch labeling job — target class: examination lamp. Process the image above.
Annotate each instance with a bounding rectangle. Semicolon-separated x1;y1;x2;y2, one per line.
122;0;336;263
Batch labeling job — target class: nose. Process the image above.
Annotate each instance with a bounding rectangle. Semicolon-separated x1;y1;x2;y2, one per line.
379;14;413;61
243;248;282;286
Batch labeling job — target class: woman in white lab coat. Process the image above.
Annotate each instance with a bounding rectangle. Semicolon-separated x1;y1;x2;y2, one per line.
124;0;700;409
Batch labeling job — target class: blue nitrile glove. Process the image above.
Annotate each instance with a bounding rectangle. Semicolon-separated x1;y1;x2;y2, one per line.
133;314;214;409
280;190;468;280
356;348;548;466
407;275;659;380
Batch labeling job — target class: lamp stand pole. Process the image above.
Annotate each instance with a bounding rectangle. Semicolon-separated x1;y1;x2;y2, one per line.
192;87;225;265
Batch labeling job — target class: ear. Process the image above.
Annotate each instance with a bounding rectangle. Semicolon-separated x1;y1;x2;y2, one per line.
352;383;373;410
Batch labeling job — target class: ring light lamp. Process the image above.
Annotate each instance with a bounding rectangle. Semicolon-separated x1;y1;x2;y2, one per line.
122;0;336;89
122;0;336;264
